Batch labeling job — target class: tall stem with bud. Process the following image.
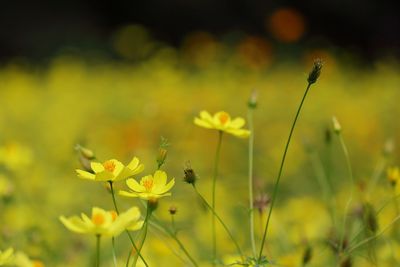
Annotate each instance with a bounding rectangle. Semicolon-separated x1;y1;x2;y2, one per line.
258;60;322;261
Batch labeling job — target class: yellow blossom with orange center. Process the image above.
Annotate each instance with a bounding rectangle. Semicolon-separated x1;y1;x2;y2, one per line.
60;207;143;237
76;157;144;182
194;110;250;138
119;170;175;200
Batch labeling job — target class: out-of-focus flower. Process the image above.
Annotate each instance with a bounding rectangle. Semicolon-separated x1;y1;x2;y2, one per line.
0;248;14;266
194;111;250;138
0;142;33;171
13;251;44;267
387;167;400;187
119;170;175;200
0;175;14;199
59;207;143;237
76;157;144;182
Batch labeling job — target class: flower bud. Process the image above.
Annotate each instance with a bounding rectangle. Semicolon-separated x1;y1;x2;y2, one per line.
302;245;312;265
168;205;177;215
332;116;342;134
307;59;323;84
148;198;159;211
183;162;197;185
157;148;168;168
248;89;258;109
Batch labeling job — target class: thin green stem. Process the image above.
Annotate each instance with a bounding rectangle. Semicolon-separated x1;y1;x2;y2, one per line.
337;133;354;257
150;217;199;266
96;235;101;267
212;131;223;265
258;82;312;260
193;185;244;262
108;181;149;267
248;107;257;257
132;202;152;266
112;237;118;267
346;214;400;255
308;150;336;226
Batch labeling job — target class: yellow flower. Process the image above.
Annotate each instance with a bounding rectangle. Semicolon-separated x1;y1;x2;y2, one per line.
59;206;143;237
76;157;144;182
12;251;44;267
0;248;14;266
387;167;400;187
119;170;175;200
194;110;250;138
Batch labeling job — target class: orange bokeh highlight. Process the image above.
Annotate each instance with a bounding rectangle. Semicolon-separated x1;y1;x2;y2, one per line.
237;36;273;70
267;8;306;43
181;31;219;67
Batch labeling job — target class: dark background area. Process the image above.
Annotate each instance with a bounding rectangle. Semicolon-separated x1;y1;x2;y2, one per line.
1;0;399;62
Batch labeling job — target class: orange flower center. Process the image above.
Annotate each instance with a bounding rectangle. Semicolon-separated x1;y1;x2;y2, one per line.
103;160;116;172
110;211;118;222
32;261;44;267
92;213;105;226
143;179;154;191
218;112;229;125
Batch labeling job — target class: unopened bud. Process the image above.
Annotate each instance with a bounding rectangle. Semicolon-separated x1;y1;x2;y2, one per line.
248;89;258;109
168;205;177;215
383;139;394;157
75;144;95;172
148;198;158;211
387;167;399;187
157;148;168;168
332;116;342;134
307;59;323;84
75;144;95;160
183;161;197;185
302;245;312;265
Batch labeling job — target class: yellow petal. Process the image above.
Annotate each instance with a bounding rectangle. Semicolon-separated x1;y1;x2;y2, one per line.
155;178;175;194
76;169;95;180
126;178;146;192
194;117;214;129
127;157;139;169
229;117;245;129
60;216;89;234
119;190;140;198
128;220;144;231
153;170;167;185
225;128;251;138
91;162;104;173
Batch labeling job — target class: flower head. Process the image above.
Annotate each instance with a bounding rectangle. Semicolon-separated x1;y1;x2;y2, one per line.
59;206;143;237
387;167;400;187
194;111;250;138
76;157;144;182
0;248;14;266
119;170;175;200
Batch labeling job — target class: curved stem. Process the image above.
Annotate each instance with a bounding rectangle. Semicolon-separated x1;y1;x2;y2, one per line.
212;131;223;265
95;235;101;267
258;83;312;260
248;107;257;256
132;201;152;266
193;185;244;262
108;181;149;267
112;237;118;267
337;133;354;257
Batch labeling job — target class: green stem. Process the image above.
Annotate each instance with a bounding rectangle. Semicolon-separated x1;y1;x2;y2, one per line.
152;218;199;266
96;235;101;267
132;201;152;266
248;107;257;257
337;133;354;257
112;237;118;267
346;214;400;254
308;150;336;226
193;185;244;262
108;181;149;267
258;82;312;260
212;131;223;265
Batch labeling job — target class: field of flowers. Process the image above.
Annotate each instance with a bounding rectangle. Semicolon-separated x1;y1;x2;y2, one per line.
0;47;399;267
